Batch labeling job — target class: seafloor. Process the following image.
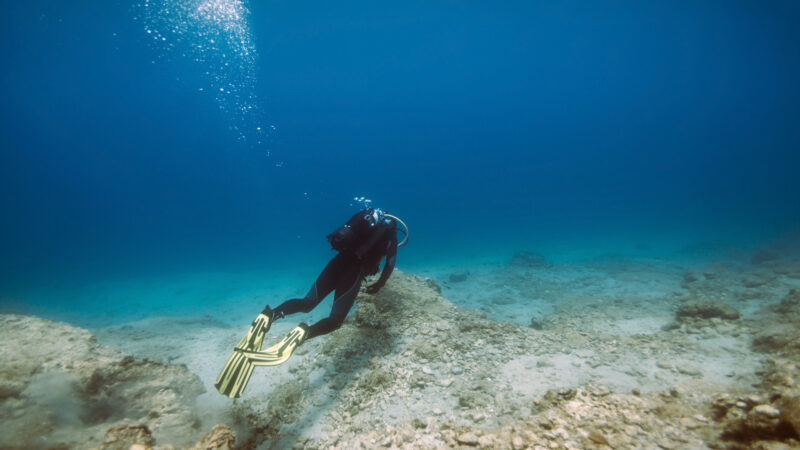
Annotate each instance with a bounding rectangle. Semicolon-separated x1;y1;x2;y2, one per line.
2;241;800;449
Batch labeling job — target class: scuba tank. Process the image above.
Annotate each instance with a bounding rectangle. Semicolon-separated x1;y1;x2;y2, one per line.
327;208;408;256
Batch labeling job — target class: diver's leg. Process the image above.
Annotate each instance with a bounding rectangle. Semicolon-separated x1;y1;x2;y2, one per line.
307;262;363;339
272;255;343;317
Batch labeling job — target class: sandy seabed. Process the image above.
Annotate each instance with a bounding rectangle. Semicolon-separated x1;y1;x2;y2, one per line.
2;245;800;449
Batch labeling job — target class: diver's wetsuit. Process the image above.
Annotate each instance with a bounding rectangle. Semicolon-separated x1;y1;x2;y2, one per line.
272;213;398;340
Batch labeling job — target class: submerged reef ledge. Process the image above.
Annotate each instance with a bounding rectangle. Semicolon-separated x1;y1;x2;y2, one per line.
0;313;205;449
3;264;800;449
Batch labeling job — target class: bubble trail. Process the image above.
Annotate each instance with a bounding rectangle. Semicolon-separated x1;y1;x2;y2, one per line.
134;0;270;149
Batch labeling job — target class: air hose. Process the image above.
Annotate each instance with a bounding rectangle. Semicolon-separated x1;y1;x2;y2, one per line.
383;213;409;247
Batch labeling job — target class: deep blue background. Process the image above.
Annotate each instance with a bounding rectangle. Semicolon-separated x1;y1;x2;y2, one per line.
2;0;800;290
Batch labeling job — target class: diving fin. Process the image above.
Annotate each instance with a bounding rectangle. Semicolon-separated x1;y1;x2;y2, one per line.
214;310;273;398
243;323;309;366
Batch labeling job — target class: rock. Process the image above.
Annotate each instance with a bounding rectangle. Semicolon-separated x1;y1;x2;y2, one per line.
423;277;443;294
752;248;781;265
529;317;546;330
775;289;800;315
587;430;609;445
188;425;235;450
509;251;548;268
448;272;469;283
656;360;673;370
683;270;701;284
0;379;25;400
661;321;680;331
410;371;433;388
704;270;719;280
478;435;495;447
409;340;439;360
680;417;701;429
435;320;452;331
676;364;703;377
459;390;494;409
752;404;780;418
779;395;800;436
355;301;384;328
676;301;740;321
712;394;736;420
743;277;769;288
457;432;479;446
101;424;155;450
722;403;783;442
438;378;453;387
752;324;799;354
491;296;515;305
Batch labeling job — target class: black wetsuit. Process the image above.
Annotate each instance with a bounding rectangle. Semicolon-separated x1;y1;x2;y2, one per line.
272;211;398;339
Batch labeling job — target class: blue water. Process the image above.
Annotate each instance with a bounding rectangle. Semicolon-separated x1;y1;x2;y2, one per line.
2;1;799;319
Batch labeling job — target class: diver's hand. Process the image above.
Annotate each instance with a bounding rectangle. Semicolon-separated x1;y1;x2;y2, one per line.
365;283;382;295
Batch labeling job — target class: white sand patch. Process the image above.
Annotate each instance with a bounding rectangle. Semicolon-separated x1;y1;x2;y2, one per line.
587;316;672;336
500;354;589;399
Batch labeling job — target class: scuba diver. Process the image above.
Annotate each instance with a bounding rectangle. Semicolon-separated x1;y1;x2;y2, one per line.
264;207;401;339
215;208;408;398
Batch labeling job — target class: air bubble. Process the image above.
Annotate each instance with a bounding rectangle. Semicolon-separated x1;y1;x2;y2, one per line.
135;0;266;149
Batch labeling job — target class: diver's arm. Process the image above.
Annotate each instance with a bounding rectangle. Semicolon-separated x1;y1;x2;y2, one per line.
366;239;397;294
